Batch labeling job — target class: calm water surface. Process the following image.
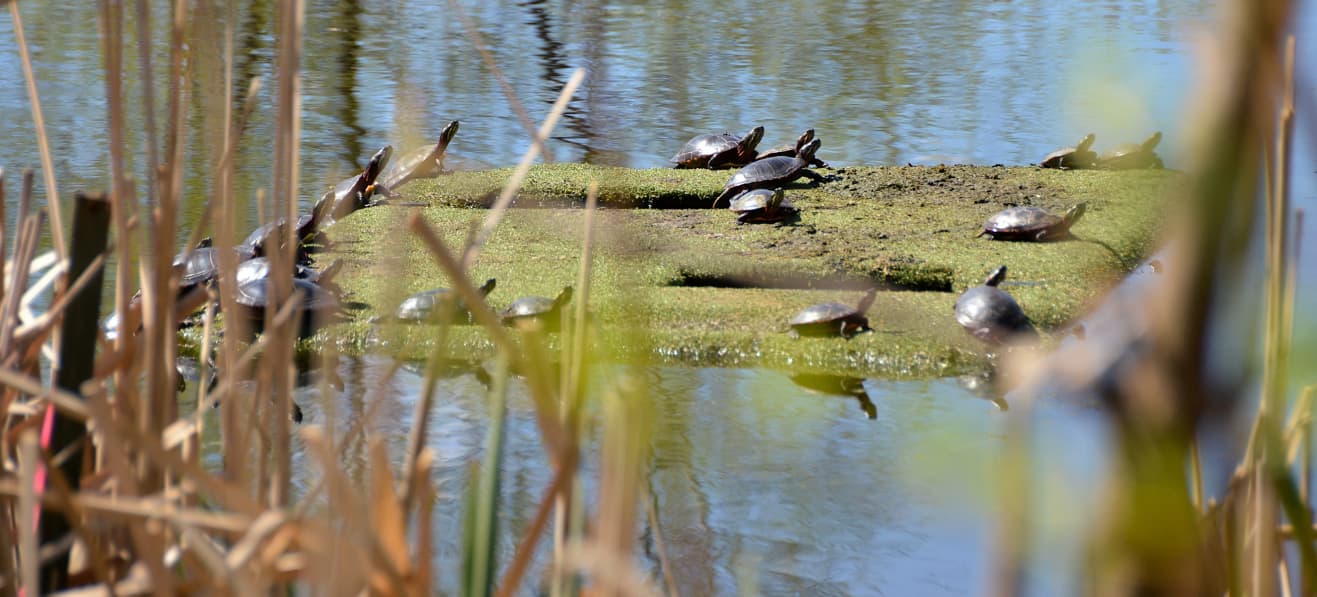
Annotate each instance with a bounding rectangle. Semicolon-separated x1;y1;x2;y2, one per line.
6;0;1317;594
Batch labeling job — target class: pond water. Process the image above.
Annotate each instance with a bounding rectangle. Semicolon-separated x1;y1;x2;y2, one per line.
5;0;1317;594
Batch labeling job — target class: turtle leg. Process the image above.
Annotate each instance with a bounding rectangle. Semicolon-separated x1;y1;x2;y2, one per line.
800;169;829;184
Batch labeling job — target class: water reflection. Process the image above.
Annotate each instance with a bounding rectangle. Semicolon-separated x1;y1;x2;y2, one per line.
788;372;878;419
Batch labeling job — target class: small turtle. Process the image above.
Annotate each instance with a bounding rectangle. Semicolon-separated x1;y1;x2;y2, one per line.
670;126;764;170
375;120;460;196
728;187;797;224
396;278;497;323
752;129;830;168
1040;133;1097;169
788;287;878;339
953;266;1038;346
501;286;574;331
713;138;829;207
233;277;342;339
1097;132;1163;170
978;203;1086;242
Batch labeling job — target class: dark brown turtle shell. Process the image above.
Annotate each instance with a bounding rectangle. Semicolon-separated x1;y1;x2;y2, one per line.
753;129;830;168
953;266;1037;345
670;126;764;169
713;138;828;207
1040;133;1097;169
788;288;878;338
728;187;796;224
978;203;1086;242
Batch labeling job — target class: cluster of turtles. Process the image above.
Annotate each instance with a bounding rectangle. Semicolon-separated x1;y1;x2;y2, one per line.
1040;131;1164;170
670;127;833;224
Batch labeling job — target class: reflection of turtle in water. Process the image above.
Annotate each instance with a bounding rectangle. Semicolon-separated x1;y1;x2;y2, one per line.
978;203;1086;242
1097;132;1164;170
953;266;1038;346
955;373;1010;411
789;372;878;419
1040;133;1097;169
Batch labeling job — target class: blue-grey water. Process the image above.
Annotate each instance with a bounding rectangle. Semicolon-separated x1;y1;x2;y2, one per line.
5;0;1316;594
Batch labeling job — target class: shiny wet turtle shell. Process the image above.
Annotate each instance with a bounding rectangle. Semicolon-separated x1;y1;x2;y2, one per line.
716;138;823;206
953;286;1036;345
979;206;1069;241
670;126;763;169
233;277;340;338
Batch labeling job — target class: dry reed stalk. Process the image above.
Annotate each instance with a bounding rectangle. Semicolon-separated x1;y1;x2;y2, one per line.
17;431;39;597
495;448;580;597
7;0;66;256
461;68;585;271
0;168;7;303
645;490;681;597
565;182;599;425
0;480;256;537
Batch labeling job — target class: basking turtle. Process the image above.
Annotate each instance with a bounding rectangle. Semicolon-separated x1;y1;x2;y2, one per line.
501;286;574;331
396;278;497;323
727;187;797;224
1097;132;1163;170
233;277;342;339
953;266;1038;346
325;144;394;222
670;126;764;170
1040;133;1097;169
713;138;829;207
978;203;1086;242
752;129;830;168
238;215;319;263
788;287;878;339
375;120;460;196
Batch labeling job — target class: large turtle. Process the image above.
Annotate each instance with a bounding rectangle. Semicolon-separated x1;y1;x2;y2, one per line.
713;138;829;207
324;144;394;222
235;256;344;296
233;277;342;339
501;286;574;331
1097;132;1163;170
375;120;460;196
727;187;797;224
953;266;1038;346
752;129;830;168
788;287;878;339
1040;133;1097;169
396;278;497;323
670;126;764;170
978;203;1086;242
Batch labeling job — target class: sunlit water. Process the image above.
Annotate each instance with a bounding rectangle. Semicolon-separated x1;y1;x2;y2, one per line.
5;0;1317;594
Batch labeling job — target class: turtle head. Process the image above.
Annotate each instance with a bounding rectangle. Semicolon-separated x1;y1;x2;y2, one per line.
1077;133;1096;152
1142;131;1162;151
795;129;817;151
768;188;785;210
439;120;461;149
984;265;1007;287
741;126;765;152
553;285;575;310
798;138;822;161
478;277;497;296
1065;202;1088;225
366;145;393;180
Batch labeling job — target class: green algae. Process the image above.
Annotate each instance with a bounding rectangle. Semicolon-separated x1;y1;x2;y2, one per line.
308;164;1176;378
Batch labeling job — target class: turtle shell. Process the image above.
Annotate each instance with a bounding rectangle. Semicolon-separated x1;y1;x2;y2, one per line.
1040;133;1096;169
728;188;795;224
788;288;877;339
377;121;459;193
396;278;496;322
175;246;221;288
233;277;340;339
234;257;321;286
501;286;573;330
671;126;763;169
716;138;822;206
1098;132;1163;170
980;206;1067;241
954;286;1036;345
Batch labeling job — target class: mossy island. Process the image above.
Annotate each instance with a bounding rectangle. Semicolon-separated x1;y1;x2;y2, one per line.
287;163;1174;379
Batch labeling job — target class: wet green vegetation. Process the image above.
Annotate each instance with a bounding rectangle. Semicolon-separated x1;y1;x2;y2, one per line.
314;164;1176;377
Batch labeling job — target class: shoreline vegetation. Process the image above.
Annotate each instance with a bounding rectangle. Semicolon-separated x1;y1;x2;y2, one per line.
287;163;1174;377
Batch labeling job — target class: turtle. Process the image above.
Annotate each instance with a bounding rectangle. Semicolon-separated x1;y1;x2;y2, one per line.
670;126;764;170
238;215;319;263
1040;133;1097;169
232;277;342;339
752;129;830;168
727;187;797;224
1097;132;1163;170
978;202;1086;242
953;265;1038;346
787;287;878;339
374;120;460;196
235;256;344;295
501;286;574;331
395;278;497;323
324;144;394;223
713;138;829;207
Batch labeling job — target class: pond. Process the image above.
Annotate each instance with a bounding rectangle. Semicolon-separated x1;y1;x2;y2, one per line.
4;0;1316;594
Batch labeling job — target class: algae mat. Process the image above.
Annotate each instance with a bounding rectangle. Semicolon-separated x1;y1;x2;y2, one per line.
318;164;1175;378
